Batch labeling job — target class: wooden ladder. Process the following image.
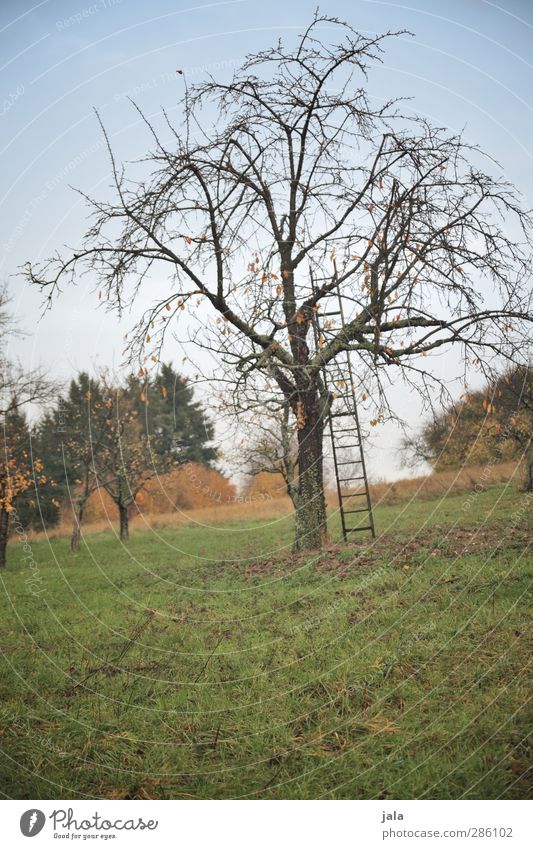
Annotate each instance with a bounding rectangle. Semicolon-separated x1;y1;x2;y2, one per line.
313;288;376;542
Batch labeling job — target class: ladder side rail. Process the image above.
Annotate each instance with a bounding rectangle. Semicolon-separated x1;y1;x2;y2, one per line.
336;289;376;538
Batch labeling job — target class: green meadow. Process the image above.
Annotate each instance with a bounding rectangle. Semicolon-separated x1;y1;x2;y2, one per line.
0;484;531;799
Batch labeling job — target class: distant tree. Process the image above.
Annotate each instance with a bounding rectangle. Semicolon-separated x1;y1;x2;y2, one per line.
231;399;299;509
95;381;173;540
0;407;50;568
404;364;533;488
0;286;54;564
25;15;533;550
38;373;112;551
128;363;216;466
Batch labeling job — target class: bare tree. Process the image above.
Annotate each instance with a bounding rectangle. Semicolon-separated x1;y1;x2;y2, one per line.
25;14;533;550
0;286;53;416
225;393;299;508
95;380;171;541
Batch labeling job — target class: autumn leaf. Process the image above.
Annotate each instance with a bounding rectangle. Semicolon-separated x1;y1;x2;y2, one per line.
296;400;306;430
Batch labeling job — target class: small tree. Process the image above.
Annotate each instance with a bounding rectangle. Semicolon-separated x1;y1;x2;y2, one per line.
0;408;49;568
229;398;299;508
96;381;171;540
39;373;112;551
25;15;533;550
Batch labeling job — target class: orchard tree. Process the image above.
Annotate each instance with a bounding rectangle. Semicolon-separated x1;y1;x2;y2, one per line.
95;381;172;540
25;15;533;550
0;408;50;568
39;372;112;551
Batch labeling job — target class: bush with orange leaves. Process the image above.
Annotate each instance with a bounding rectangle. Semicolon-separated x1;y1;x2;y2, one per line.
0;408;51;568
83;462;237;523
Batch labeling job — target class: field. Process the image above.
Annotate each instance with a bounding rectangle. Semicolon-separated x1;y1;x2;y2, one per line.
0;479;531;799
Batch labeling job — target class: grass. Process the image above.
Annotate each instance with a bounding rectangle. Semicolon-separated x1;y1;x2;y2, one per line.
0;480;531;799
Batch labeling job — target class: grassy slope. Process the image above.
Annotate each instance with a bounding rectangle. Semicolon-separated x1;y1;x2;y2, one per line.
0;483;531;799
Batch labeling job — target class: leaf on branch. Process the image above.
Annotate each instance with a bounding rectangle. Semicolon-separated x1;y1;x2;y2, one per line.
296;400;306;430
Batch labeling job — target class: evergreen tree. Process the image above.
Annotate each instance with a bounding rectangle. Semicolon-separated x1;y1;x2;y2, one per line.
128;364;216;466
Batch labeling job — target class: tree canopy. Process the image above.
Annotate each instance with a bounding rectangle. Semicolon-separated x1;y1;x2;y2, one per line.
24;14;533;549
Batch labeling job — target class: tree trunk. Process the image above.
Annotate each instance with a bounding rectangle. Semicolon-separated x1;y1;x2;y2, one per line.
0;509;10;568
70;506;83;552
119;503;129;541
293;385;327;551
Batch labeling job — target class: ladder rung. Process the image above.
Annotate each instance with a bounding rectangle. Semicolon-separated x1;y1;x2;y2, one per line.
345;525;374;533
343;507;370;515
331;411;355;418
336;460;363;467
331;443;361;450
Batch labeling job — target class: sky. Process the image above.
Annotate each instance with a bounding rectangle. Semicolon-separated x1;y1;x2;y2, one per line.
1;0;533;481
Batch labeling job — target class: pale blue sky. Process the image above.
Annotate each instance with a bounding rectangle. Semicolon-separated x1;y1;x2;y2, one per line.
1;0;532;478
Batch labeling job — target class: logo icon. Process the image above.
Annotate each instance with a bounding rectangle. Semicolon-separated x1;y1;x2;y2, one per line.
20;810;46;837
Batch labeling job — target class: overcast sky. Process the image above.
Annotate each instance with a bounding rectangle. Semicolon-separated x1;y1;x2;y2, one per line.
1;0;532;481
